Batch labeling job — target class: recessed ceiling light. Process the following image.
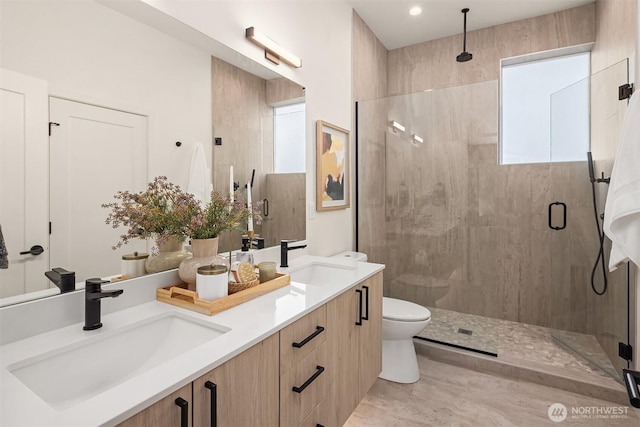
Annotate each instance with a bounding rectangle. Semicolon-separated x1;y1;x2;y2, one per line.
409;6;422;16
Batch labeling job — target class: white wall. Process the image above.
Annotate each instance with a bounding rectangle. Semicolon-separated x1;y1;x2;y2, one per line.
0;0;211;188
139;0;355;256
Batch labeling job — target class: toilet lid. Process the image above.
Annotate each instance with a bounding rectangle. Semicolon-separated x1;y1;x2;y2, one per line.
383;297;431;322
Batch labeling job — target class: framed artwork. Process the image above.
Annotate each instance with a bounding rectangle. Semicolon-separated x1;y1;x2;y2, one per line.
316;120;350;211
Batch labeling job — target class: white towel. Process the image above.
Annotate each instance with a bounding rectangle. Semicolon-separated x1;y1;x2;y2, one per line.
187;142;212;206
603;92;640;271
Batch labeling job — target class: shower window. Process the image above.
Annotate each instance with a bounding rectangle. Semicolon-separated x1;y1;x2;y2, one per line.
500;49;590;164
274;103;306;173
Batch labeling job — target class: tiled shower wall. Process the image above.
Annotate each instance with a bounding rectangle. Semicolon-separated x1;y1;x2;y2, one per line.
356;3;619;332
211;58;306;251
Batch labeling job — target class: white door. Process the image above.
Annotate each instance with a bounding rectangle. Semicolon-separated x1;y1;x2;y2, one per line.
49;98;147;283
0;69;50;298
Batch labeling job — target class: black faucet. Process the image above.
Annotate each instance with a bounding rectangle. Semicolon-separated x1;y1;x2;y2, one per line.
280;240;307;268
83;278;123;331
44;267;76;293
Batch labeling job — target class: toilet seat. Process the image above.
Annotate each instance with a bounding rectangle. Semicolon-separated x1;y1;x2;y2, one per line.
383;297;431;322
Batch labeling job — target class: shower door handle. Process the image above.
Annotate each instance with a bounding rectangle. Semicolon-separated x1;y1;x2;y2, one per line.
548;201;567;230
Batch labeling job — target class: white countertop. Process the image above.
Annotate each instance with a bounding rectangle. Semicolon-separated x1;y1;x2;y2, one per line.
0;255;384;427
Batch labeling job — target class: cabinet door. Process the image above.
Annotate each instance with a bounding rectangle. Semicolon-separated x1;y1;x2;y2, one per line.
192;334;279;427
325;287;360;427
117;384;192;427
358;272;383;400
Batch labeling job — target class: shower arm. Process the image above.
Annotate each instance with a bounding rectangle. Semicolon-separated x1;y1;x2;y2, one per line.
462;10;468;52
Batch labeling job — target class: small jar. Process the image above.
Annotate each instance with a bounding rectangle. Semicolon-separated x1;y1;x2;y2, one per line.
196;264;228;301
258;262;277;283
121;252;148;278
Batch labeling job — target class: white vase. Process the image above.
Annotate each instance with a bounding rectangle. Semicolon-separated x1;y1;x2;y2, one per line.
178;237;221;285
145;236;191;274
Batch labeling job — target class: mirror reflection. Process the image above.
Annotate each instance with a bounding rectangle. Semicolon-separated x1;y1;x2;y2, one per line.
0;0;305;305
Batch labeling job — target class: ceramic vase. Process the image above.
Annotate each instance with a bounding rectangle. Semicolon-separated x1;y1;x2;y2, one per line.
178;237;221;285
145;236;192;274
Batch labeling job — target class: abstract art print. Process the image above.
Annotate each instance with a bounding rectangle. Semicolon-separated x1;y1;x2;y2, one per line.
316;120;350;211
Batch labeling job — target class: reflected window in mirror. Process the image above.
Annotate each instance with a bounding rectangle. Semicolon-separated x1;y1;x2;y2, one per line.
274;103;306;173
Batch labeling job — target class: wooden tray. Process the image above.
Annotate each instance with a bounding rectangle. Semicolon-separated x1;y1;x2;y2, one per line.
156;273;291;316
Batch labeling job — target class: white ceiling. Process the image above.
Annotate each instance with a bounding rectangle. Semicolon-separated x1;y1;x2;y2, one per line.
347;0;595;50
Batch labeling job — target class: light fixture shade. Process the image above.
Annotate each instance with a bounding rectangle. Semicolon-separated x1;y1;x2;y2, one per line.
412;134;424;143
391;121;406;132
245;27;302;68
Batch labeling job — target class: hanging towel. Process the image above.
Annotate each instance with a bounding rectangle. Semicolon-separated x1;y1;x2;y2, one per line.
0;224;8;269
603;92;640;271
187;142;212;206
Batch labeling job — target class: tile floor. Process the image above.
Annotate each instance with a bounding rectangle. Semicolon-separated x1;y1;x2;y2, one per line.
345;355;640;427
417;308;621;387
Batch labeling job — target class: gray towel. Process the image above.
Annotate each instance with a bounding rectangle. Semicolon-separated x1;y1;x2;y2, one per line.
0;224;8;269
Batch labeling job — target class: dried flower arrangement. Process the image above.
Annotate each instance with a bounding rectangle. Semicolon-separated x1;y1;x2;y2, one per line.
103;176;260;249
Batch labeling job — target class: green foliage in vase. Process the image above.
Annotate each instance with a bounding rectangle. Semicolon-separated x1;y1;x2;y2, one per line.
103;176;260;249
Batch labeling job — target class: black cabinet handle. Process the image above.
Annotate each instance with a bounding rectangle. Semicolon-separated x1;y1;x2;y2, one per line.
317;425;325;427
362;285;370;321
205;380;217;427
292;365;325;393
19;245;44;256
355;289;363;326
263;198;269;217
548;201;567;230
174;397;188;427
292;326;325;348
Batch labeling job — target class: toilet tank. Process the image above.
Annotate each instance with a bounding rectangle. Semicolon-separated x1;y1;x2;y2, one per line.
331;251;367;262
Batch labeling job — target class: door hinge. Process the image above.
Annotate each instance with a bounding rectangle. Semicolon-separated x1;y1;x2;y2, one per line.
48;122;60;136
619;342;633;361
619;83;634;101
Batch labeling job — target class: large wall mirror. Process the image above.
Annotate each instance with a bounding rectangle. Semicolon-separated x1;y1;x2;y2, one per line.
0;0;305;306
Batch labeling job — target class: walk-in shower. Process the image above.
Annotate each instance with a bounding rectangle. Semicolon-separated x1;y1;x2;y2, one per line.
356;58;633;387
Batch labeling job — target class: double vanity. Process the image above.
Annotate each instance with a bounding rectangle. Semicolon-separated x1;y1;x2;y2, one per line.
0;255;384;426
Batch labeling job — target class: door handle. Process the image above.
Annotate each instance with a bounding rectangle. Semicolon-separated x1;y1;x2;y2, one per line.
292;365;325;393
19;245;44;256
292;326;325;348
548;201;567;230
174;397;189;427
205;381;217;427
355;289;363;326
362;285;370;321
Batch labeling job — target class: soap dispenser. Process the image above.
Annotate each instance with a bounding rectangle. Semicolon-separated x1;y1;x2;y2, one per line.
236;236;255;266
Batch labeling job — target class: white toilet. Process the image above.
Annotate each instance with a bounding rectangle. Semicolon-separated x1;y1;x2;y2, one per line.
380;297;431;383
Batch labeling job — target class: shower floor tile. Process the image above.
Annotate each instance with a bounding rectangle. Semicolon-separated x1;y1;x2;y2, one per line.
416;308;621;388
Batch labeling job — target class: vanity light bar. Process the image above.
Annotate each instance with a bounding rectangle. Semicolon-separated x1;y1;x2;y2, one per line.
412;134;424;143
391;121;406;132
245;27;302;68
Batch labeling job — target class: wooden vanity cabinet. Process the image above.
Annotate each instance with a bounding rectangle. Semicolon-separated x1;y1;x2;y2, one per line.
118;271;383;427
116;383;192;427
325;272;383;426
192;333;280;427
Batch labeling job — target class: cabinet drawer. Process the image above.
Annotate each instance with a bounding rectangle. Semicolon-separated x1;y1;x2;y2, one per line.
298;397;330;427
280;305;327;372
280;343;327;427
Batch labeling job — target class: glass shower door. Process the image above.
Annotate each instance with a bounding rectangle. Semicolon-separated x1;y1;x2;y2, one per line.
549;59;630;382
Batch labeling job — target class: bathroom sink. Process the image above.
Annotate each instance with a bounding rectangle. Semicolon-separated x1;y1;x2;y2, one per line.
8;312;229;409
289;262;357;286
